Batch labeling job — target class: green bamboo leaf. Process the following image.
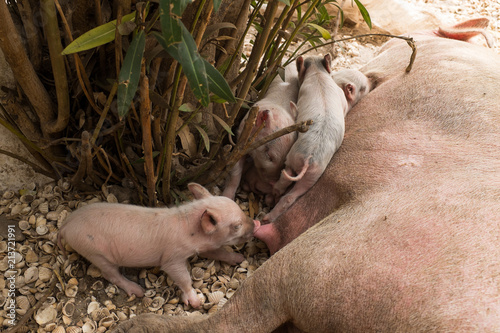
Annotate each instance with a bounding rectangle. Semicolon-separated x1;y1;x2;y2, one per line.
278;0;290;5
202;58;235;103
194;124;210;152
307;23;332;39
156;23;210;106
117;30;146;118
210;112;234;136
354;0;372;29
61;12;136;55
160;0;182;46
213;0;222;12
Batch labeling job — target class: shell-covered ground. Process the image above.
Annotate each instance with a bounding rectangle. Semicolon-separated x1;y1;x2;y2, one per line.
1;0;499;332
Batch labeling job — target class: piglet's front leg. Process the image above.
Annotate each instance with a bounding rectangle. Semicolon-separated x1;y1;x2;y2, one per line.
199;248;245;265
161;260;201;308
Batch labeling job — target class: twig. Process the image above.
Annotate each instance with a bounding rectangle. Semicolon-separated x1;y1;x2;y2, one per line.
140;59;157;206
0;0;54;137
198;118;312;186
296;34;417;73
246;119;312;152
91;82;118;146
40;0;70;133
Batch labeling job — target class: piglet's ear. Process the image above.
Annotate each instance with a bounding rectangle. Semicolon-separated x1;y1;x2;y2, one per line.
343;83;356;103
200;209;218;234
188;183;213;200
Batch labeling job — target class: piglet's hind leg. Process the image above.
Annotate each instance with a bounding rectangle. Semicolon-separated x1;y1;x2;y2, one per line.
88;254;144;297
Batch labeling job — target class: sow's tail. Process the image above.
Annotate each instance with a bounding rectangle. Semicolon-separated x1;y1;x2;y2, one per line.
282;155;312;182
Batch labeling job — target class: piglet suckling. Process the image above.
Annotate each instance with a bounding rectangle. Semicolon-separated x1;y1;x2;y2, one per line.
331;68;371;112
57;183;260;308
263;54;349;222
223;63;299;201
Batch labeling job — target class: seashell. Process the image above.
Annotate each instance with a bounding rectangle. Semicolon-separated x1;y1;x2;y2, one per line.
38;266;52;282
17;285;31;295
105;284;117;297
34;305;57;325
87;301;101;314
0;241;7;253
43;184;54;194
144;289;156;298
144;278;153;289
58;209;70;227
116;311;128;321
46;211;60;221
62;301;76;317
24;266;39;284
59;180;72;192
43;323;57;331
142;297;153;308
192;279;203;289
65;284;78;297
20;194;34;204
82;320;97;333
208;304;219;314
211;281;226;294
0;258;9;271
25;249;39;263
53;326;66;333
99;315;115;328
18;220;30;230
207;291;224;305
226;289;236;298
15;275;26;288
48;197;60;210
227;276;240;289
191;267;205;281
91;308;109;322
87;264;102;278
148;296;165;311
106;193;118;203
103;300;116;311
218;297;228;308
36;225;49;235
62;315;73;325
36;217;47;228
16;295;31;315
39;202;49;214
2;190;15;199
153;275;165;288
66;326;83;333
41;241;56;254
91;280;104;291
10;203;25;215
67;277;79;285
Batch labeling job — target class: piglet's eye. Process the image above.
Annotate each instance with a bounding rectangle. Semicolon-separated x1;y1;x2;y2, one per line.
233;224;242;231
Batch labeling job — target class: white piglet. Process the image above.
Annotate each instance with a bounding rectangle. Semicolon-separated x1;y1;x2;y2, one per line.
263;55;349;222
223;63;299;200
57;183;260;308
